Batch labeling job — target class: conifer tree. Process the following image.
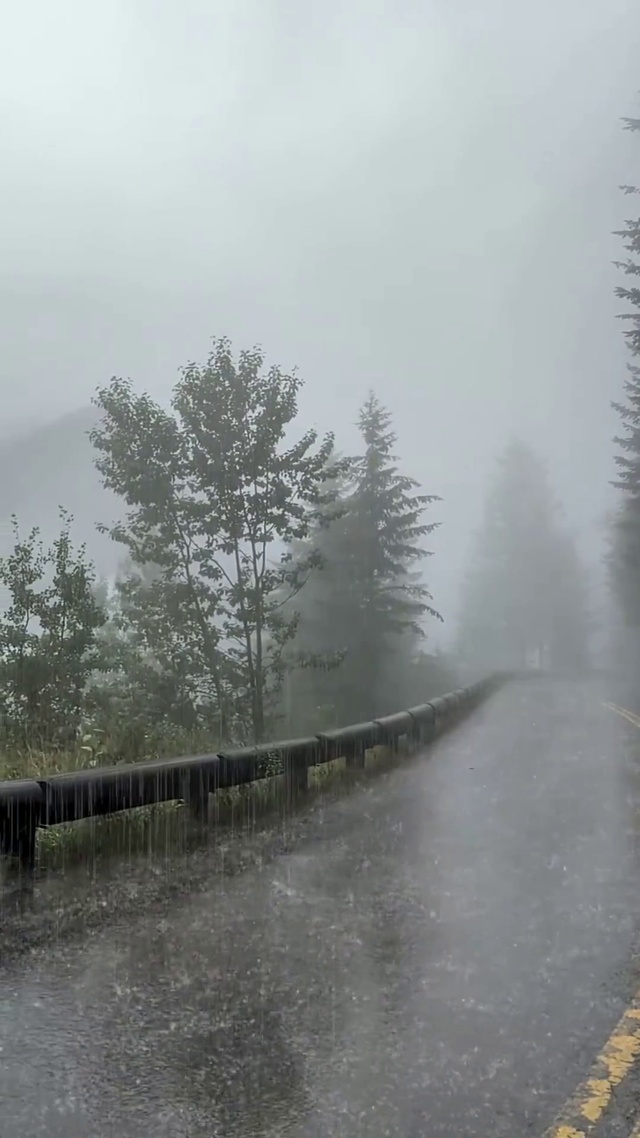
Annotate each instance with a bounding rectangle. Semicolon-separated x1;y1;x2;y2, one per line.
457;439;589;672
286;393;441;725
611;113;640;636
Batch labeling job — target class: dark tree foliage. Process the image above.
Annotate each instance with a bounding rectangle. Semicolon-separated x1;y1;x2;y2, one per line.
284;393;442;726
0;511;106;747
0;349;449;763
90;337;345;743
611;114;640;628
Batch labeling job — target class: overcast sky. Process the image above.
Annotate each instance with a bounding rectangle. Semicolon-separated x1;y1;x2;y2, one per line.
1;0;638;637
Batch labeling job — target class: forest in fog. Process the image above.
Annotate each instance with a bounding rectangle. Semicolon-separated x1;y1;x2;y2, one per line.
2;79;640;771
0;334;596;771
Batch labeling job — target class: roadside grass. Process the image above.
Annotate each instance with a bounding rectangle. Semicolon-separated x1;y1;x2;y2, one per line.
0;726;225;782
0;729;223;871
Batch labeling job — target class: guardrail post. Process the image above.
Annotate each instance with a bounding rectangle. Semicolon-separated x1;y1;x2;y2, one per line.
406;705;437;747
9;809;37;875
345;740;365;770
0;781;43;879
408;716;423;747
283;752;308;805
184;767;210;824
316;724;379;773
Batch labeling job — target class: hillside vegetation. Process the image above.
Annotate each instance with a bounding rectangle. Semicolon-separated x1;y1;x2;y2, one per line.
0;335;594;779
0;339;453;776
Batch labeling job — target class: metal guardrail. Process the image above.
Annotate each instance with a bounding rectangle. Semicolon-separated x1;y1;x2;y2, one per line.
0;674;502;872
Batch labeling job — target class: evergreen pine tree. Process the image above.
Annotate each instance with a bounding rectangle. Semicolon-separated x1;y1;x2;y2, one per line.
457;439;590;672
611;113;640;642
286;393;441;726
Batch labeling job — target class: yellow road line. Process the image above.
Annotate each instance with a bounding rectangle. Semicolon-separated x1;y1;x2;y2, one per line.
603;701;640;730
545;701;640;1137
542;997;640;1136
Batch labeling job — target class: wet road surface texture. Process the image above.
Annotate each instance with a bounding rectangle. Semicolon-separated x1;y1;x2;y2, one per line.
2;676;640;1137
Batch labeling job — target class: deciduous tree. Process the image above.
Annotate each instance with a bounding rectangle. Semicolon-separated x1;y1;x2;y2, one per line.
91;337;344;742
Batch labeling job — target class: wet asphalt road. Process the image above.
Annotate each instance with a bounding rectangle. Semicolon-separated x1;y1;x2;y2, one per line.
2;676;640;1137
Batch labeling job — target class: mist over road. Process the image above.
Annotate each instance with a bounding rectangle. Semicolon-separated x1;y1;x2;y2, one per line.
2;677;640;1137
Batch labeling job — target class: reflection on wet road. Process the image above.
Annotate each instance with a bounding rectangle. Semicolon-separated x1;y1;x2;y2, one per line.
2;677;640;1136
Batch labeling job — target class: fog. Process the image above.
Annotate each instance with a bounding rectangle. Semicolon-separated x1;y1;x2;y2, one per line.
1;0;638;634
5;10;640;1135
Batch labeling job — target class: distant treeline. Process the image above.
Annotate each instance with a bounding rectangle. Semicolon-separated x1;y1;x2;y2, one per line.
610;110;640;665
456;438;590;675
